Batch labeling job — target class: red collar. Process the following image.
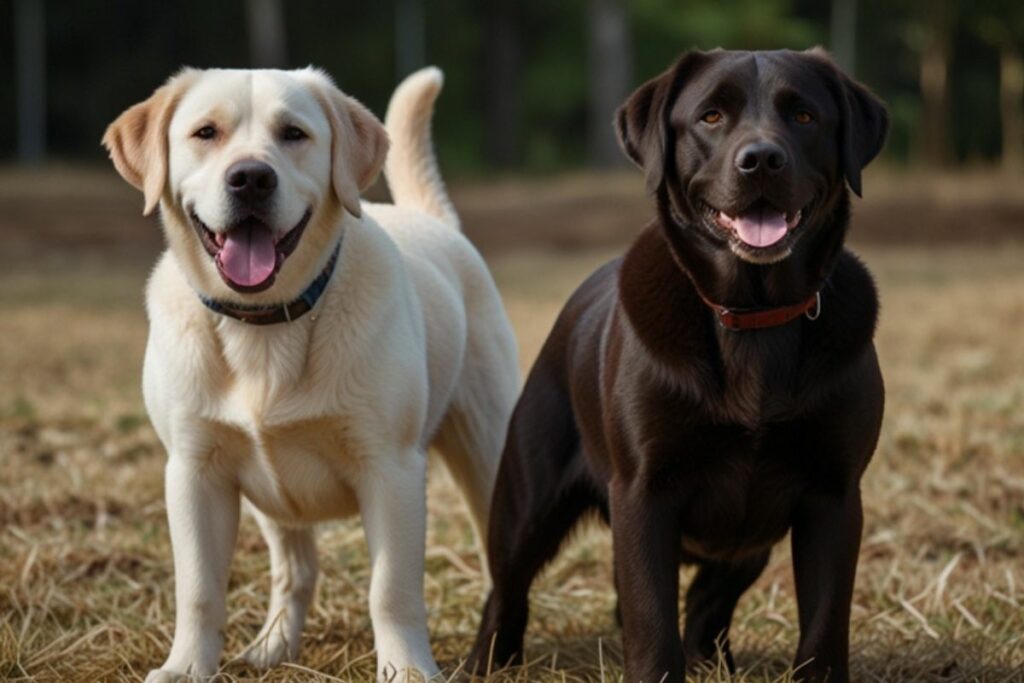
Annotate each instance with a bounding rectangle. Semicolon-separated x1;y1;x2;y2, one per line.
699;290;821;331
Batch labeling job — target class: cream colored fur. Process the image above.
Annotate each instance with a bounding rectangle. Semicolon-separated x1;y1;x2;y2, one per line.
103;66;518;681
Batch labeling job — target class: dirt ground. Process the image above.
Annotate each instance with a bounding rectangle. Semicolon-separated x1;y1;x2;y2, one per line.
1;167;1023;681
2;165;1023;259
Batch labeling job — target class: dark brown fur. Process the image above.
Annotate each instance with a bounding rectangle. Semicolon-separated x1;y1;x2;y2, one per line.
468;49;888;682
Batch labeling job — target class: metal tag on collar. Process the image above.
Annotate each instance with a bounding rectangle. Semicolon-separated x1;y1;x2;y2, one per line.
805;291;822;321
283;303;292;323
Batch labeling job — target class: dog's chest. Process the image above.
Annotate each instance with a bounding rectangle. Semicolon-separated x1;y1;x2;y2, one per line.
211;328;369;524
672;427;807;561
216;416;365;524
709;330;803;424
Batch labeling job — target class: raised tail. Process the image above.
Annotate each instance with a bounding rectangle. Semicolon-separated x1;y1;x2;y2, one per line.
384;67;460;230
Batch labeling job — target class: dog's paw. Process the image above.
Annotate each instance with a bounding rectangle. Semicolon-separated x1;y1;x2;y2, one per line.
144;669;195;683
241;629;297;670
378;660;442;682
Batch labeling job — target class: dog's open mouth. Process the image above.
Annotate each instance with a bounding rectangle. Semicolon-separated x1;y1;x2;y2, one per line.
190;209;312;293
700;198;810;259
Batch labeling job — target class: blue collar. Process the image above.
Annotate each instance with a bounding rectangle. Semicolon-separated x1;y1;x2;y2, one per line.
198;239;342;325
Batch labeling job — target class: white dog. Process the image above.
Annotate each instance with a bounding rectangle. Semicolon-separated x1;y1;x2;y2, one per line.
103;66;518;681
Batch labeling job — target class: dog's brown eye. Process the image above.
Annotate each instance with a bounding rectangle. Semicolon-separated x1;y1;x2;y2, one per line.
794;111;814;125
701;110;723;125
282;126;308;142
193;126;217;140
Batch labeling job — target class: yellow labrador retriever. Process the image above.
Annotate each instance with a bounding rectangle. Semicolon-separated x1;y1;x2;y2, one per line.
103;67;518;681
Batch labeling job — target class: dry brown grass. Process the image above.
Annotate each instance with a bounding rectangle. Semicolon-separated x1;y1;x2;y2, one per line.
2;237;1024;682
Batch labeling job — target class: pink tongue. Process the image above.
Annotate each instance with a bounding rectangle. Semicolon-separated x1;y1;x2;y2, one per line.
218;223;277;287
725;209;789;247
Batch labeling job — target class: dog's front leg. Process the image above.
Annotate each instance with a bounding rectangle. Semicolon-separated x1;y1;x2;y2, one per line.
359;450;440;682
610;479;683;683
146;456;240;683
790;487;863;683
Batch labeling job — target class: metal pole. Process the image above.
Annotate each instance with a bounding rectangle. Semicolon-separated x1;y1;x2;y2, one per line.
587;0;633;167
395;0;425;80
829;0;857;75
15;0;46;164
246;0;287;68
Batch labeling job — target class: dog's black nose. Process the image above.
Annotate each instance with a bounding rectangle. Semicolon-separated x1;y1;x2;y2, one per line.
735;142;788;175
226;160;278;203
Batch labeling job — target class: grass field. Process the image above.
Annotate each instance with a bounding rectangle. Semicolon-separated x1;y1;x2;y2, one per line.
1;169;1023;681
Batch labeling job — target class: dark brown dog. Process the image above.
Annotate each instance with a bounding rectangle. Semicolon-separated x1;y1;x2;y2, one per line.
468;49;888;682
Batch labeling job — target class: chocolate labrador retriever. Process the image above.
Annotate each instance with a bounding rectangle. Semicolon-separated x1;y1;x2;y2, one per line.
468;49;887;682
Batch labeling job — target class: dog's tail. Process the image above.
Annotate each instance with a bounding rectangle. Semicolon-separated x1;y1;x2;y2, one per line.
384;67;460;230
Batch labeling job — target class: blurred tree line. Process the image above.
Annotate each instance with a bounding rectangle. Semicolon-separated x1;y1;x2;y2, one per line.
2;0;1022;174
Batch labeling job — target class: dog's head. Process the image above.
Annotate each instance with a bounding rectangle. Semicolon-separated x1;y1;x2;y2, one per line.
103;68;388;300
616;49;887;266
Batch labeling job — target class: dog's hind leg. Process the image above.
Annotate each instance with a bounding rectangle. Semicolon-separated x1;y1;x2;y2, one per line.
431;316;518;576
681;552;770;672
241;508;318;670
466;368;593;674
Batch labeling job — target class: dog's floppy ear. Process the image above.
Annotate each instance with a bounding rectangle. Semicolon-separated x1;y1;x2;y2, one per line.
837;74;888;197
807;48;888;197
102;70;196;216
615;51;709;196
311;75;389;218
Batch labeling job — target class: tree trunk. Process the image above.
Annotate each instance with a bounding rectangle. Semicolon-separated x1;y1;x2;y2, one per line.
395;0;426;79
484;3;521;167
1000;45;1024;173
829;0;857;75
15;0;46;164
587;0;632;167
246;0;286;68
918;4;951;167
